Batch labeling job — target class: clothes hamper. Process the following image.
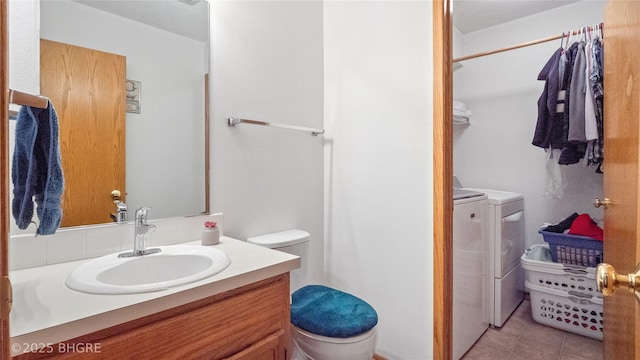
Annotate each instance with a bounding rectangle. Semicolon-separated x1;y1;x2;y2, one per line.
538;230;603;267
522;245;603;340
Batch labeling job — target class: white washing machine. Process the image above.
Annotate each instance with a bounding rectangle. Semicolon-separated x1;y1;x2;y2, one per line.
463;187;525;328
453;190;489;360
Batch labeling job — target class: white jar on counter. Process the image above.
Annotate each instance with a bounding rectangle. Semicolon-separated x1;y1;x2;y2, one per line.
201;222;220;245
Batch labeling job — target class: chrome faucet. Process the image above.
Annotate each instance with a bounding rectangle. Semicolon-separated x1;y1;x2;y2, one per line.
118;207;160;258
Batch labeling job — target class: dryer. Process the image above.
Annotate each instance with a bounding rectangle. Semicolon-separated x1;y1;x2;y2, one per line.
453;190;489;359
464;188;525;327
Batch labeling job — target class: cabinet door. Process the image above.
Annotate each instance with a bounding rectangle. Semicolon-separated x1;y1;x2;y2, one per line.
224;333;280;360
13;275;290;360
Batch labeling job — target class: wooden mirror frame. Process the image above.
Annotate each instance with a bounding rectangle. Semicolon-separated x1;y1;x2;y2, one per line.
1;0;11;357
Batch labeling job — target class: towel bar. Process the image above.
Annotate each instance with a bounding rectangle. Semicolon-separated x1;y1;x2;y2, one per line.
228;117;324;136
8;89;48;109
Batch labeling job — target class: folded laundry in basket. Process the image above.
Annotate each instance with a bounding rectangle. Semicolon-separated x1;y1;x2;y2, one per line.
543;212;579;233
527;245;553;262
568;213;603;241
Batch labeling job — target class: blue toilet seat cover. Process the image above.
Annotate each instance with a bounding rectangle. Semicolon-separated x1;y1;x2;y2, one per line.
290;285;378;338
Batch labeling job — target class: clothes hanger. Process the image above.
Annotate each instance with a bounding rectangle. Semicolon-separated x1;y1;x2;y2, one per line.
564;30;571;49
599;23;604;39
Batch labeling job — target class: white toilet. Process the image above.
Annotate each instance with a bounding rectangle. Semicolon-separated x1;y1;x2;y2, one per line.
247;229;378;360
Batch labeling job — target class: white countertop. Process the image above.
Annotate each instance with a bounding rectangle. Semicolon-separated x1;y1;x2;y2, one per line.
9;237;300;355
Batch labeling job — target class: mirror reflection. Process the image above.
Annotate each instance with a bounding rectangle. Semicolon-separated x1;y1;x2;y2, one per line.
10;0;209;232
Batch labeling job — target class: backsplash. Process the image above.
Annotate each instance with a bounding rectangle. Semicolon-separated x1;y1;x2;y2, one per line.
9;213;224;271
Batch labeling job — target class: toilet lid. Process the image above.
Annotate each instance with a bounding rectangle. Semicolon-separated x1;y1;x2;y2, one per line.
290;285;378;338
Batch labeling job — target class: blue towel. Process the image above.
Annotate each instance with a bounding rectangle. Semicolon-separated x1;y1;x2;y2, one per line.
12;101;64;235
291;285;378;338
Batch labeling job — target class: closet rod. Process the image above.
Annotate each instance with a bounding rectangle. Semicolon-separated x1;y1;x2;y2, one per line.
8;88;48;109
454;24;603;63
453;33;563;63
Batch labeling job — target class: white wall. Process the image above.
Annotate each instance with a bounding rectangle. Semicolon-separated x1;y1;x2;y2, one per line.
38;0;206;221
454;0;607;248
8;0;39;97
8;0;41;234
324;2;433;358
211;2;435;357
210;1;325;287
453;27;464;59
8;0;40;150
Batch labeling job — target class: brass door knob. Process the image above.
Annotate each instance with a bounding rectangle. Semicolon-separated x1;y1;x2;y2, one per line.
111;190;122;203
596;263;640;303
593;198;611;209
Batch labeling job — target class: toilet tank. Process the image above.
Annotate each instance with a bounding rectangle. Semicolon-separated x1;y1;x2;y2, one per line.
247;229;310;292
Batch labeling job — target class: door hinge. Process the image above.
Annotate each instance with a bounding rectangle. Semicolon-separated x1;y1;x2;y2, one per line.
0;276;12;319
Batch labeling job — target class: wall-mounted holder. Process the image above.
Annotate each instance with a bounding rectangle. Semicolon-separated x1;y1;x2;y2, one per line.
228;117;325;136
110;190;128;223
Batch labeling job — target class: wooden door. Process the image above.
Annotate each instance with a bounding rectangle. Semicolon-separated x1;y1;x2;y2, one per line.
40;39;126;227
602;1;640;358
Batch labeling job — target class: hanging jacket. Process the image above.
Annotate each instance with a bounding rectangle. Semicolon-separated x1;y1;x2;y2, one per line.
558;42;586;165
532;48;563;150
568;42;587;144
589;37;604;171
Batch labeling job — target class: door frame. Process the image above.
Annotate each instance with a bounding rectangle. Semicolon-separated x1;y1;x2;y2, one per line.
1;0;11;357
434;1;640;359
432;1;453;359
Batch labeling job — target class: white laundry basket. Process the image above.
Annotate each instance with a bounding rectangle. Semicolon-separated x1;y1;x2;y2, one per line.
521;245;603;340
521;245;600;298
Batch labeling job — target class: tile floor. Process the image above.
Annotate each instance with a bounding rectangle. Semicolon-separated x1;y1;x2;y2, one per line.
461;299;603;360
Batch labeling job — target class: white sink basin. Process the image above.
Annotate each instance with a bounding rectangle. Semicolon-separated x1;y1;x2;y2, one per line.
65;245;231;295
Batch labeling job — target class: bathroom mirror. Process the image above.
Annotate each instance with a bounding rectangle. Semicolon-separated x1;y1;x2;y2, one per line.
9;0;209;232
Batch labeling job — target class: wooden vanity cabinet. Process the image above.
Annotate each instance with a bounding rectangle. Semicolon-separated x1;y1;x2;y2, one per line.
13;274;291;360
